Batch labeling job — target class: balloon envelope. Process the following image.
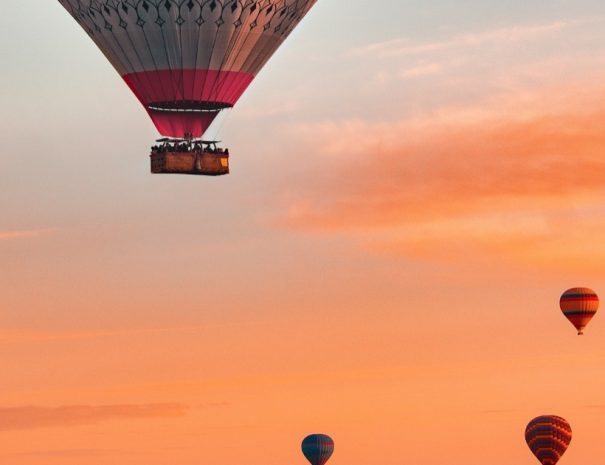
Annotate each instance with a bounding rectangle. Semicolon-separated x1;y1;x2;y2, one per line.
58;0;318;138
301;434;334;465
525;415;572;465
560;287;599;335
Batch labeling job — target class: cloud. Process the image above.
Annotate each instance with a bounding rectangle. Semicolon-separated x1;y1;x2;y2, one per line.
11;449;133;457
237;98;303;118
349;20;572;58
345;16;605;107
0;228;58;241
0;404;188;431
277;81;605;269
583;405;605;410
476;408;519;415
400;63;443;78
0;323;243;345
196;401;231;408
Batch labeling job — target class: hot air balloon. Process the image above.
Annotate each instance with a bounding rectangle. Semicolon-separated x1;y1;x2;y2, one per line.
560;287;599;335
525;415;572;465
58;0;318;175
301;434;334;465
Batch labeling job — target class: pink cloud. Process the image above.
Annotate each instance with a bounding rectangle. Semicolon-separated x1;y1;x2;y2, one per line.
277;81;605;269
349;20;572;57
0;228;58;241
11;449;133;457
0;404;188;431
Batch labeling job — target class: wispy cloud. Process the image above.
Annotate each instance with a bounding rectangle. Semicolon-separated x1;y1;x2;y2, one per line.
0;322;243;345
10;448;134;457
0;404;188;431
350;21;572;58
476;408;519;415
0;228;58;241
277;81;605;269
399;62;444;78
237;98;303;118
345;17;605;101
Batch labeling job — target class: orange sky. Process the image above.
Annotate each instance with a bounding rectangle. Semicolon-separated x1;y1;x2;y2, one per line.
3;1;605;464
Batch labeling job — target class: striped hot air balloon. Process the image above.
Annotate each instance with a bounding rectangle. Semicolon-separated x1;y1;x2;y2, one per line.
560;287;599;335
525;415;572;465
301;434;334;465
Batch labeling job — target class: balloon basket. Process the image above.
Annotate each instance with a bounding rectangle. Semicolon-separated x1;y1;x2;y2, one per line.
150;150;229;176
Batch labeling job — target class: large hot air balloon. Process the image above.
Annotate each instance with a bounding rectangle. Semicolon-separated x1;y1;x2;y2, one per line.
525;415;572;465
58;0;318;175
301;434;334;465
559;287;599;335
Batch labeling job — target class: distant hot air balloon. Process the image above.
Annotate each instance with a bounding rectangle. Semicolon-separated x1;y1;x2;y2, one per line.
58;0;318;175
301;434;334;465
560;287;599;335
525;415;572;465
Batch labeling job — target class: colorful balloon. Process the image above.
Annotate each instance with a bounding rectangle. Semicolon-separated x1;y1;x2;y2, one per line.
58;0;318;138
560;287;599;335
525;415;572;465
301;434;334;465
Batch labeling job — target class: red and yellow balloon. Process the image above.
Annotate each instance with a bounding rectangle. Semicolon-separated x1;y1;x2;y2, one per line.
559;287;598;335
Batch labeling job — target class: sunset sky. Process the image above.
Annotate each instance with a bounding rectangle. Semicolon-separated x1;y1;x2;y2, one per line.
3;1;605;464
